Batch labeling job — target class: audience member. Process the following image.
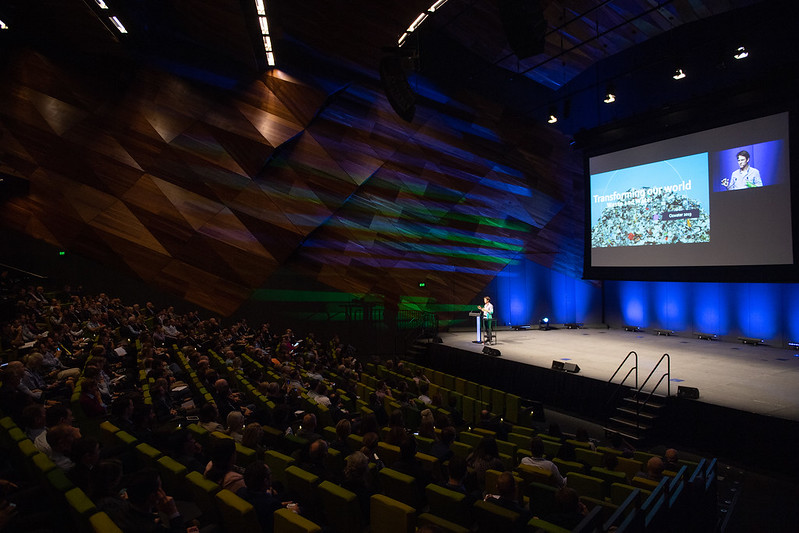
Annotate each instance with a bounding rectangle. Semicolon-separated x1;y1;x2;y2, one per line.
519;437;565;488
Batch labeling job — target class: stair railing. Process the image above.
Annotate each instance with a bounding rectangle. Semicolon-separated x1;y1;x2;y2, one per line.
633;352;671;420
606;350;638;410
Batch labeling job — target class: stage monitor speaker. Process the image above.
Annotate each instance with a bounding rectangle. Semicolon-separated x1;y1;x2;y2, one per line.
551;360;580;373
678;386;700;399
499;0;547;59
379;56;415;122
482;346;501;357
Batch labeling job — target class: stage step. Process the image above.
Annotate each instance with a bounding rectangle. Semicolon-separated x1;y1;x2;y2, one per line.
616;407;659;420
608;416;653;432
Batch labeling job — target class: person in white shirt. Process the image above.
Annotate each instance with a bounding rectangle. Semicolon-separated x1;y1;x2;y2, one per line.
722;150;762;190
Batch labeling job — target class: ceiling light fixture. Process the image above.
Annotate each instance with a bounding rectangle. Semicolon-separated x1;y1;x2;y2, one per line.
733;46;749;60
95;0;109;9
604;84;616;104
254;0;275;67
0;19;8;30
547;106;558;124
672;68;686;80
398;1;451;46
109;16;127;34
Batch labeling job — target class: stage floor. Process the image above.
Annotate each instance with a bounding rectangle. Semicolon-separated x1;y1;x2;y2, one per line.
439;327;799;422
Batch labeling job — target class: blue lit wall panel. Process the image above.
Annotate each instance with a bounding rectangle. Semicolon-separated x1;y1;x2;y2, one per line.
488;257;601;327
605;280;796;345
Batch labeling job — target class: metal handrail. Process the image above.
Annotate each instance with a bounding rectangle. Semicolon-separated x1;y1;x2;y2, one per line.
634;353;671;418
609;350;638;389
606;351;638;410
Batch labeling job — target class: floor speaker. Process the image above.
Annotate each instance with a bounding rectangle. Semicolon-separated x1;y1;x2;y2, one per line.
482;346;501;357
552;360;579;373
678;386;700;399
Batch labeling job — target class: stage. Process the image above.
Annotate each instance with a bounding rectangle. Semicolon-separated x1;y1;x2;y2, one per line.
422;326;799;475
437;326;799;421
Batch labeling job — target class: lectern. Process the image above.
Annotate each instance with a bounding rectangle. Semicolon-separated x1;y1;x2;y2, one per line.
468;311;482;343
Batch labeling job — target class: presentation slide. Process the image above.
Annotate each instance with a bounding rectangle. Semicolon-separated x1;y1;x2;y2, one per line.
588;112;792;269
591;153;710;248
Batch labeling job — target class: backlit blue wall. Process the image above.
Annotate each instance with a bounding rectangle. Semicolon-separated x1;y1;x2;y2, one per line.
604;280;799;345
485;258;602;327
484;257;799;347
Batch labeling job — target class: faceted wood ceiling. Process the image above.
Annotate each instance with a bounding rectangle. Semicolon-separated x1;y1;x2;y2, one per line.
0;0;763;315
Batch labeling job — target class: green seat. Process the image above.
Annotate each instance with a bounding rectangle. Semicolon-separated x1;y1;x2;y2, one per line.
65;486;97;532
425;483;472;527
610;482;650;506
156;455;188;499
458;431;482;450
187;423;210;448
496;439;518;466
284;466;320;509
615;456;643;483
590;466;627;490
235;442;257;468
473;499;521;533
18;438;39;458
377;441;401;467
575;447;604;468
378;467;420;510
450;441;472;460
631;476;660;491
526;517;570;533
89;511;123;533
185;470;222;524
370;494;415;533
347;433;364;453
134;442;163;470
215;488;261;532
524;481;558;519
99;420;120;449
264;449;296;487
484;469;524;501
565;472;605;500
317;480;362;533
46;467;75;493
552;457;584;476
516;464;552;486
506;434;530;452
417;512;471;533
565;438;592;450
273;507;322;533
415;435;434;454
541;440;562;459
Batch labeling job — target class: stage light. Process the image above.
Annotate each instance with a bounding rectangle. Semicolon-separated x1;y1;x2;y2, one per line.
672;68;686;80
654;328;674;336
547;107;557;124
109;16;127;33
733;46;749;60
623;325;640;332
738;336;763;346
696;332;717;340
603;84;616;104
0;20;7;30
95;0;109;9
539;317;550;330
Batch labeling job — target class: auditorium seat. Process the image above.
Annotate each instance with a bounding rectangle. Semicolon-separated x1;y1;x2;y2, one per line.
370;494;415;533
317;480;362;533
425;483;472;528
378;467;420;510
417;512;471;533
215;488;261;532
473;499;520;533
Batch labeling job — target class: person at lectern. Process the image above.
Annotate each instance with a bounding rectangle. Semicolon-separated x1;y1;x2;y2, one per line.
722;150;762;190
477;296;494;343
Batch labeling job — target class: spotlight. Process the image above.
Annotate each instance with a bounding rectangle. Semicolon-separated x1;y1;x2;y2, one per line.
672;68;686;80
547;106;558;124
603;84;616;104
623;325;640;332
733;46;749;60
696;332;718;341
539;317;550;331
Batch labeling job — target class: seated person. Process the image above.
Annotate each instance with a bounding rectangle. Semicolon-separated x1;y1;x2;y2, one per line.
484;471;531;532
